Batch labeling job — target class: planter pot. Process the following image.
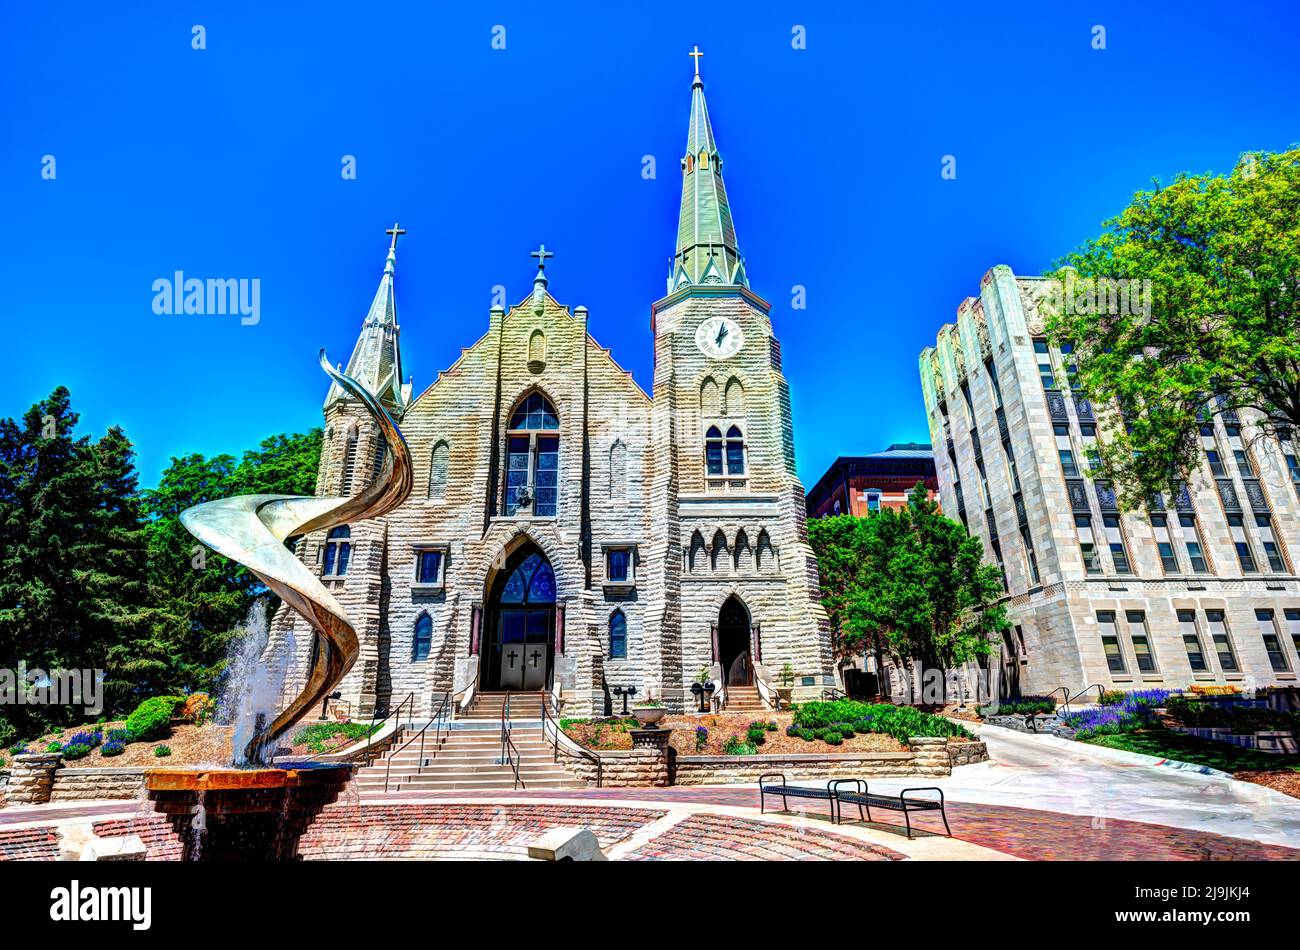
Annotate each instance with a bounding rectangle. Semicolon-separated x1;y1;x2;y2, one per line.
776;687;794;704
1256;731;1298;755
631;706;666;726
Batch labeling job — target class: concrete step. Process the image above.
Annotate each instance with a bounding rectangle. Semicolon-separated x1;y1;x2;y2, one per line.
360;776;587;792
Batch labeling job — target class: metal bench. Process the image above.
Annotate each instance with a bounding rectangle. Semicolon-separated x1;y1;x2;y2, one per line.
829;779;951;839
759;773;837;816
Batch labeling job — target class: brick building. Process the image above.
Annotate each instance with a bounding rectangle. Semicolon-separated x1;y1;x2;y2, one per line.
920;265;1300;699
268;56;834;718
805;444;938;519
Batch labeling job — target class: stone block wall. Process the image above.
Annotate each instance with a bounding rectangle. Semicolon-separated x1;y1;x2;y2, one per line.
569;748;667;787
6;754;59;804
50;768;147;802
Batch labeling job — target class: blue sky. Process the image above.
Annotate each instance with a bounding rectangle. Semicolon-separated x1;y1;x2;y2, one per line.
2;2;1298;488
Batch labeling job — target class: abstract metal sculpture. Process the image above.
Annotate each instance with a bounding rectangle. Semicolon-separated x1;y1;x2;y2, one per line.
180;350;412;764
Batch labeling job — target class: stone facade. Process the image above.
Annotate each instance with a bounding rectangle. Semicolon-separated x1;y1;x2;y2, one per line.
5;754;58;805
920;265;1300;697
49;767;146;802
268;62;833;718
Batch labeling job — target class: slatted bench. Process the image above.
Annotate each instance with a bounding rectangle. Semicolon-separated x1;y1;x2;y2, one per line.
829;779;951;839
759;773;837;818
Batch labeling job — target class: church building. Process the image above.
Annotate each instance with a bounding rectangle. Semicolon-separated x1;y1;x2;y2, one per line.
271;54;834;717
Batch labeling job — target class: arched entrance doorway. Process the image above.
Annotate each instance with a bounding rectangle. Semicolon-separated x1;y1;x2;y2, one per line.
482;545;556;691
717;595;753;686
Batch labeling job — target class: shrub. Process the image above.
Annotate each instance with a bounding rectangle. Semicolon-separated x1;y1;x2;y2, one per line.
61;742;92;761
981;695;1057;716
1062;690;1173;739
101;740;126;757
823;731;844;746
125;696;183;742
722;735;758;756
47;741;63;753
0;720;15;749
766;720;778;732
180;693;216;725
559;718;589;730
291;721;381;754
837;722;856;737
797;728;817;742
154;745;172;758
107;729;132;744
8;741;28;756
694;726;709;752
793;701;972;742
746;722;767;745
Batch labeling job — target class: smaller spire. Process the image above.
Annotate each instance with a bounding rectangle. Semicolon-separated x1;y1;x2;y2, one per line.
530;243;554;290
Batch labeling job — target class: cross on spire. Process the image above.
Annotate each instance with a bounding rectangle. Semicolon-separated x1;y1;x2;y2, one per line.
530;244;554;268
689;45;703;77
386;222;406;250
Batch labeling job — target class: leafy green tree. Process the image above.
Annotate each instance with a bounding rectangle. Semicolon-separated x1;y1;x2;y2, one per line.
809;484;1006;699
1044;146;1300;506
0;388;155;736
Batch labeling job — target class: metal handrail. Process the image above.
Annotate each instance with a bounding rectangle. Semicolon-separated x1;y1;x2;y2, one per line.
1060;683;1107;714
500;690;525;790
821;687;845;701
539;689;602;788
304;691;413;764
381;684;471;793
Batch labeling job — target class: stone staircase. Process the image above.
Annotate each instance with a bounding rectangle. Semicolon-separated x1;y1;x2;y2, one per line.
353;691;587;794
723;685;767;714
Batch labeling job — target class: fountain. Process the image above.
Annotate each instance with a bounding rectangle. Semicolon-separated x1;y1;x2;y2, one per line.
143;351;413;860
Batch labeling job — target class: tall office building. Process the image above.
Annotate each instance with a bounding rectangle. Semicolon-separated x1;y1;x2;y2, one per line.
920;265;1300;698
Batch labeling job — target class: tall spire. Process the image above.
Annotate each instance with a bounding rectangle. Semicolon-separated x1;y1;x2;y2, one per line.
669;47;748;294
325;224;410;415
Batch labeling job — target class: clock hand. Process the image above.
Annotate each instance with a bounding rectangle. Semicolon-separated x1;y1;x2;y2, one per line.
715;324;728;346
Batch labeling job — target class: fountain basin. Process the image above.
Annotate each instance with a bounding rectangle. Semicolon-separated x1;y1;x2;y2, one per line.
145;763;353;861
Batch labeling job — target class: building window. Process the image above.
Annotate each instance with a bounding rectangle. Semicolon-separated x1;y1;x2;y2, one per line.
370;440;386;483
1255;515;1285;572
1126;610;1157;673
1256;609;1290;672
341;426;359;494
1103;514;1131;574
1055;424;1078;477
1287;608;1300;659
864;490;882;513
725;426;745;475
1178;610;1208;673
1226;514;1257;573
1098;611;1126;673
986;357;1003;407
609;440;627;500
323;526;351;577
609;610;627;659
429;441;449;501
1005;444;1022;493
705;426;724;475
412;613;432;661
413;547;446;587
1205;610;1239;672
1021;527;1040;585
1033;338;1055;389
1205;449;1227;478
1151;514;1179;573
1179;514;1209;573
505;392;560;517
604;546;634;585
1076;514;1102;574
1233;449;1254;478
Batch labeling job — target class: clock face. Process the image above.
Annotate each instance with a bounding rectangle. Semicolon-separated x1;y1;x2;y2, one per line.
694;316;744;359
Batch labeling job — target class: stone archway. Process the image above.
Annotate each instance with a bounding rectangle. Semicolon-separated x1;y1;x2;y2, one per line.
481;543;557;691
717;594;753;686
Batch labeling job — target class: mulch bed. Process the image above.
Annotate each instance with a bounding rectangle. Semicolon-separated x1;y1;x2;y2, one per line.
1235;768;1300;800
15;722;235;769
564;711;908;756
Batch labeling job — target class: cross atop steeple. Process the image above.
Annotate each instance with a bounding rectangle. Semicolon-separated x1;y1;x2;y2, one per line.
530;243;553;291
689;45;703;77
386;222;406;250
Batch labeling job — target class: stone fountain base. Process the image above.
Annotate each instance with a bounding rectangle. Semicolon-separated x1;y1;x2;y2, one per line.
144;763;353;861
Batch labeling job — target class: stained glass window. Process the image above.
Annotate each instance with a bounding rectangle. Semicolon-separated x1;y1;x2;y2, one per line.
726;426;745;475
505;394;560;515
324;525;351;577
609;610;627;658
705;426;723;476
509;392;559;431
500;553;556;605
412;614;432;661
416;550;443;585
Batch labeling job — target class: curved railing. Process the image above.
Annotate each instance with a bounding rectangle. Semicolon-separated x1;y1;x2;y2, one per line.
180;350;413;763
753;665;778;711
709;662;727;713
540;689;602;787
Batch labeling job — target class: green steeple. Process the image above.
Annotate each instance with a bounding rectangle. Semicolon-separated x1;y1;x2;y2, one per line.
669;47;748;294
325;224;411;415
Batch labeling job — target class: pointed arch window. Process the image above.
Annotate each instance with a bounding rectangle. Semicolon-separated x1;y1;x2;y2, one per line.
505;392;560;517
412;613;433;661
323;525;351;577
609;440;627;499
699;150;709;169
723;377;744;416
705;426;724;476
701;377;720;416
429;441;449;501
725;426;745;475
609;610;627;659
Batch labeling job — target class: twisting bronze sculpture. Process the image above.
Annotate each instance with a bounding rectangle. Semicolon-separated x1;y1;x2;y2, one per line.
180;351;412;764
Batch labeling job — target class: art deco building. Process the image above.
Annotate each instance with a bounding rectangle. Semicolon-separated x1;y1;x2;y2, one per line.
920;266;1300;698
